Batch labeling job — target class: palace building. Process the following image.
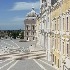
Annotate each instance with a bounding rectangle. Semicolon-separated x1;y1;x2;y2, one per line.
36;0;70;70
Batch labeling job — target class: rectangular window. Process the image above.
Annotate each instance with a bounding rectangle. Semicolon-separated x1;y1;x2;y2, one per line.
55;24;56;30
58;38;60;51
58;19;59;31
27;32;28;35
67;17;68;31
55;35;56;49
53;54;54;62
67;44;68;54
60;39;61;51
59;18;61;31
63;42;64;54
33;32;34;35
55;56;56;64
33;37;34;40
32;25;35;30
63;18;64;30
57;19;58;30
55;39;56;49
27;37;28;40
58;59;59;68
26;25;28;30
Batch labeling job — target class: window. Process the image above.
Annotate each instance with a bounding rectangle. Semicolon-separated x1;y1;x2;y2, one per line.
67;17;68;31
26;25;28;30
53;54;54;62
67;44;68;54
63;18;64;30
58;59;59;68
33;32;34;35
55;56;56;64
60;39;61;51
58;19;60;31
33;37;34;40
58;38;60;51
32;25;35;30
55;39;56;49
48;17;49;22
59;17;61;30
55;24;56;30
55;35;56;49
63;42;64;54
27;37;28;40
57;19;58;30
27;32;28;35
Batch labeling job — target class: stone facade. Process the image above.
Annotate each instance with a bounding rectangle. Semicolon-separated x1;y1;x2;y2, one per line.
36;0;70;70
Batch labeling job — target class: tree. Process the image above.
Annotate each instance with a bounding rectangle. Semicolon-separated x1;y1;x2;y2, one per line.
20;31;24;39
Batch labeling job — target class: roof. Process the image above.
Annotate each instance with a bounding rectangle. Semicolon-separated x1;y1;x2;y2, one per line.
26;7;37;17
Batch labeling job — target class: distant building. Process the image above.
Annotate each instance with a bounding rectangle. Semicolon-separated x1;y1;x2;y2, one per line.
24;8;37;41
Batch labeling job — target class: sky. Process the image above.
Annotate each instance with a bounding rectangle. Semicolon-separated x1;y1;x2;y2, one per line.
0;0;40;30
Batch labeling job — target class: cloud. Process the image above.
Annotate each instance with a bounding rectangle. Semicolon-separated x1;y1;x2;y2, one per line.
10;1;40;11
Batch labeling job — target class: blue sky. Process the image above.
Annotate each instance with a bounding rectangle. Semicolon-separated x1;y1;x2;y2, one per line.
0;0;40;30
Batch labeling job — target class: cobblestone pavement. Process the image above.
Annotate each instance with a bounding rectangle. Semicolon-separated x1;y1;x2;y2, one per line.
0;39;56;70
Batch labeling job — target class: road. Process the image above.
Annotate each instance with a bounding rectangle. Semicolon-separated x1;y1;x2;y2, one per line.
0;39;56;70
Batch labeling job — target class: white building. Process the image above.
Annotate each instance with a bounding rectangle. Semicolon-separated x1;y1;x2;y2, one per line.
24;8;37;41
40;0;52;61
